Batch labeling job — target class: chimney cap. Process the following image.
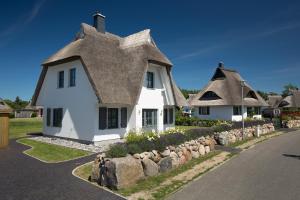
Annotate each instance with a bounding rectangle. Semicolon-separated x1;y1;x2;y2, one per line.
93;11;105;18
218;61;224;68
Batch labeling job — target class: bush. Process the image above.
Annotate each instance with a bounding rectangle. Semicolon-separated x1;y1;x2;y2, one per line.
31;112;37;118
9;113;15;118
127;143;143;154
106;143;128;158
175;116;230;127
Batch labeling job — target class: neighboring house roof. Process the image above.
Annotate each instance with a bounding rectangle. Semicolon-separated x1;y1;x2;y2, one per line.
189;64;269;107
32;23;186;106
278;90;300;108
0;98;12;113
267;95;282;108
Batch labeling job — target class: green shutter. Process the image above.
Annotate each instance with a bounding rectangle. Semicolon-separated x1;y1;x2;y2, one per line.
99;107;107;130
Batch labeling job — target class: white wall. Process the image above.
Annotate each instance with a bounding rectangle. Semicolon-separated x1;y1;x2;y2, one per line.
36;61;176;141
193;106;261;121
36;60;99;141
135;63;175;132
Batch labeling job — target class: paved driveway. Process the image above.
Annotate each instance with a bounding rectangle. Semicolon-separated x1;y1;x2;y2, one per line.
0;139;124;200
169;129;300;200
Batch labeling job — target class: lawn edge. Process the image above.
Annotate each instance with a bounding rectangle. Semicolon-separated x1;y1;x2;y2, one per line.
17;138;94;164
72;162;127;199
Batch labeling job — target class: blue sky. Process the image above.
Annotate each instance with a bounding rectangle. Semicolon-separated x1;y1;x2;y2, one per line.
1;0;300;100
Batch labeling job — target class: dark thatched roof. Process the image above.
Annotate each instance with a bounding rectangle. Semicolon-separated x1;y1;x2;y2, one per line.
278;90;300;108
32;23;186;107
267;95;282;108
0;98;12;113
189;66;268;107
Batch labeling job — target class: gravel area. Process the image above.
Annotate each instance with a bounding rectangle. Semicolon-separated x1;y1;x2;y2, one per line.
30;136;124;153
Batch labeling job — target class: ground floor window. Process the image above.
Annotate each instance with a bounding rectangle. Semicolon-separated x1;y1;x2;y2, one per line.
108;108;118;129
142;109;157;128
199;106;210;115
254;107;261;115
99;107;127;130
247;107;261;116
164;107;174;124
233;106;242;115
53;108;63;127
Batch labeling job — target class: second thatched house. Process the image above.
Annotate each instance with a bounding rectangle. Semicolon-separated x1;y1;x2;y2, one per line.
188;63;268;121
277;90;300;110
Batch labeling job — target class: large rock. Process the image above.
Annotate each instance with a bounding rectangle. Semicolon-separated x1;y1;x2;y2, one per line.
198;145;205;156
182;147;192;161
209;138;215;151
142;157;159;177
91;159;100;181
160;149;171;157
205;146;210;154
169;151;180;168
158;156;172;173
191;151;200;159
151;150;162;162
105;156;145;189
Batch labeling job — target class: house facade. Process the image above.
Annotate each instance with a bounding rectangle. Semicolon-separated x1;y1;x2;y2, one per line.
32;13;187;142
277;90;300;110
189;63;268;121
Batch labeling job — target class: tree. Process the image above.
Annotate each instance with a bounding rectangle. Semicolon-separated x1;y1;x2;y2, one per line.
3;97;29;110
257;90;268;101
282;83;299;97
180;88;200;99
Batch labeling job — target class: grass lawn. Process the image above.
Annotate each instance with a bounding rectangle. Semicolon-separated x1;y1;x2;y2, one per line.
175;125;199;131
18;138;92;163
9;118;43;139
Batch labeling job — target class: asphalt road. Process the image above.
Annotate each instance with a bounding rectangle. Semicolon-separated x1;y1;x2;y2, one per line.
169;129;300;200
0;139;124;200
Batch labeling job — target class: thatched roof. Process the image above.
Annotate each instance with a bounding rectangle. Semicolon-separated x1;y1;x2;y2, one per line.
189;65;268;107
0;98;12;113
278;90;300;108
267;95;282;108
32;23;186;107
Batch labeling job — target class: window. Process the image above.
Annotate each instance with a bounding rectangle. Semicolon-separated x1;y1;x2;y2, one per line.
142;109;157;128
200;91;221;100
246;91;258;99
121;107;127;128
53;108;63;127
58;71;64;88
99;107;107;130
146;72;154;88
46;108;51;126
163;108;174;124
163;109;168;124
233;106;242;115
254;107;261;115
108;108;118;129
69;68;76;87
199;107;210;115
169;108;174;124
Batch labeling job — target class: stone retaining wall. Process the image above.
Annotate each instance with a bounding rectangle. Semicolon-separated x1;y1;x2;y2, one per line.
91;123;275;189
214;123;275;145
284;120;300;128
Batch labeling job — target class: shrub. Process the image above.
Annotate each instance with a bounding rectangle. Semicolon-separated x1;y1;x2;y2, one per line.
175;116;231;127
31;112;37;118
127;143;143;154
106;143;128;158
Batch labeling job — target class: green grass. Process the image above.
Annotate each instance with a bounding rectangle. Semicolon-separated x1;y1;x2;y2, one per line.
175;126;199;131
74;162;93;180
9;118;43;139
118;151;221;196
18;138;92;163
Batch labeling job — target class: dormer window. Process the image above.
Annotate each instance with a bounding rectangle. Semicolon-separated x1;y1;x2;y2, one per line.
246;90;258;99
200;91;221;100
58;71;64;88
146;71;154;88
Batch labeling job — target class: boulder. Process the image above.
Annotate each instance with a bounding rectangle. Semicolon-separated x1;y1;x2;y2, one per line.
205;146;210;154
158;156;172;173
179;155;186;165
169;151;180;168
160;149;171;157
105;155;145;189
198;145;205;156
142;157;159;177
182;147;192;161
209;139;215;151
191;151;200;159
133;153;141;159
91;160;100;181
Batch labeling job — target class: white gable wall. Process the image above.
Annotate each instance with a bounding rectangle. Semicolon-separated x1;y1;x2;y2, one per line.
36;60;99;141
134;63;175;132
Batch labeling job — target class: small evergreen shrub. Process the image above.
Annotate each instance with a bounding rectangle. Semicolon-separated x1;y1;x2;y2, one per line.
106;143;128;158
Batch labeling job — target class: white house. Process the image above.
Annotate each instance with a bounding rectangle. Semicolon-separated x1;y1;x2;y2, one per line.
32;12;187;142
188;62;268;121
